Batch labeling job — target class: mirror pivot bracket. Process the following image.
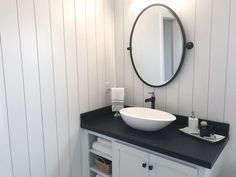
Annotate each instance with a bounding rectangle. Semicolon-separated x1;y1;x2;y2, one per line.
185;42;194;49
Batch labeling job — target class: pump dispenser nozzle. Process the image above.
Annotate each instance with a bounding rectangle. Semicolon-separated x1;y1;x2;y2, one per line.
191;111;196;118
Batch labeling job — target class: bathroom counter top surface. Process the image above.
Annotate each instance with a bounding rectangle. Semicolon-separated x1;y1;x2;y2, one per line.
81;107;229;169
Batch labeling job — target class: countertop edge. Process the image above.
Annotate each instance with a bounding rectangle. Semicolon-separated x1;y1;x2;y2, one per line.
80;106;229;169
81;123;228;169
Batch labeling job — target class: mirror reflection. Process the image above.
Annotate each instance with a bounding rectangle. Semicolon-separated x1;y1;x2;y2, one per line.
130;5;184;87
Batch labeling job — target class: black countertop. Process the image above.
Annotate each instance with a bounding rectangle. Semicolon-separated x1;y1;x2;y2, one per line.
81;106;229;169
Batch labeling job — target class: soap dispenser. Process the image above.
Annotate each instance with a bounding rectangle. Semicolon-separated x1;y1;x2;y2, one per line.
188;111;199;133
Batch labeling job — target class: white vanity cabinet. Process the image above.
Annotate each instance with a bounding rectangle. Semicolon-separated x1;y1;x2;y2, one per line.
81;130;224;177
149;154;197;177
113;142;149;177
113;142;197;177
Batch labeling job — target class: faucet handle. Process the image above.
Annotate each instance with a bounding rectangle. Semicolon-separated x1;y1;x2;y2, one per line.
148;91;155;96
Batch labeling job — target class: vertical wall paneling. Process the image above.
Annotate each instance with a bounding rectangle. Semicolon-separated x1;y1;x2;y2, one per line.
0;0;115;176
178;0;196;116
192;0;212;118
86;0;99;110
96;0;107;107
224;0;236;124
222;0;236;176
155;87;166;111
104;0;115;105
49;0;71;176
207;0;230;122
0;33;13;177
1;0;236;176
75;0;114;113
114;1;236;175
76;0;89;113
17;0;46;176
133;77;144;107
114;0;124;87
165;74;179;114
34;0;60;176
110;0;116;89
124;0;134;106
62;0;81;176
0;0;31;176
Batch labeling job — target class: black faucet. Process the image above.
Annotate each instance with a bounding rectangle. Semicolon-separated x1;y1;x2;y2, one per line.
145;92;155;109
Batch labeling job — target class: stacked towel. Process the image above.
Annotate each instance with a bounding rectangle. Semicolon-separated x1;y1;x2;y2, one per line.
92;140;112;156
111;88;124;112
97;137;112;148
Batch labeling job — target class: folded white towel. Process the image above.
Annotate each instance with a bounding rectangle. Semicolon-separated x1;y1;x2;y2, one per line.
111;88;124;101
92;141;112;156
97;137;112;148
111;88;124;112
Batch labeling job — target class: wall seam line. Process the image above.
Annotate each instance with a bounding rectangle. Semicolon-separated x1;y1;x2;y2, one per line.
0;32;15;177
122;0;125;90
47;0;61;176
191;0;197;113
223;0;232;123
15;0;32;176
73;0;82;176
206;0;214;120
32;0;47;176
85;0;91;110
61;0;73;176
95;0;99;107
103;0;108;105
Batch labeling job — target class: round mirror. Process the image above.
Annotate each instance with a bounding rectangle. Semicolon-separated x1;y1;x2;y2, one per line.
129;4;192;87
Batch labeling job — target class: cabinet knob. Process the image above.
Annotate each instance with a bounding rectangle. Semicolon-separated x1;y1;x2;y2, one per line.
149;165;153;170
142;163;147;168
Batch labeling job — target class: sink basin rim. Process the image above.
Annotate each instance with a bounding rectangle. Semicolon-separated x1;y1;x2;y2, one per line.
119;107;176;121
119;107;176;131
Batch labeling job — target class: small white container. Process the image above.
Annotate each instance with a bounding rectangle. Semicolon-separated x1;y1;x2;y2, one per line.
188;111;199;133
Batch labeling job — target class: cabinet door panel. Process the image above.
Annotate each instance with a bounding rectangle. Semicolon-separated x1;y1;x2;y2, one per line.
113;142;149;177
149;154;197;177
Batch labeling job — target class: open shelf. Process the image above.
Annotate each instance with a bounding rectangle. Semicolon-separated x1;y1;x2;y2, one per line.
88;133;113;177
89;149;112;161
90;165;112;177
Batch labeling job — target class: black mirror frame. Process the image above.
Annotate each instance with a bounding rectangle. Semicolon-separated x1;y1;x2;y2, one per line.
127;4;194;87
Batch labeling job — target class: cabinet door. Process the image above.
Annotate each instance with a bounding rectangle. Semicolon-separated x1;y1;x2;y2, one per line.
113;142;149;177
149;154;198;177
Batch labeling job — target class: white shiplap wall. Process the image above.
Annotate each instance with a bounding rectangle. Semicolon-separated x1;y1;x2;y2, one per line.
0;0;115;177
1;0;236;176
114;0;236;176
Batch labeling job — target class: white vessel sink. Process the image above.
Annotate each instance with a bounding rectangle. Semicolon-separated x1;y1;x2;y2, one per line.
119;107;176;131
